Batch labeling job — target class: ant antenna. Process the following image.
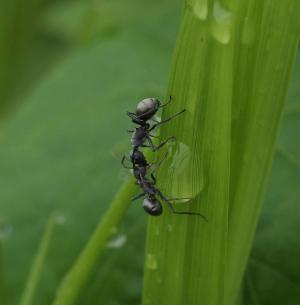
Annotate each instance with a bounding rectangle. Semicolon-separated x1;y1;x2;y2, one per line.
166;201;208;221
121;155;133;169
149;110;186;131
157;190;207;221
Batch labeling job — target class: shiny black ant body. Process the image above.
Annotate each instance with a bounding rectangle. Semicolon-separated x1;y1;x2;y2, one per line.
133;173;207;220
122;97;207;220
122;149;206;219
121;147;152;181
127;97;185;152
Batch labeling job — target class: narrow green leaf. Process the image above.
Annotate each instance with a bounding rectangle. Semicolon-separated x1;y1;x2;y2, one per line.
142;1;300;305
19;215;57;305
226;1;300;304
142;1;232;304
0;244;4;303
51;178;136;305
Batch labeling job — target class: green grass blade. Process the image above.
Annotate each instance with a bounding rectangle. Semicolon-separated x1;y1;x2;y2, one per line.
226;1;300;304
142;1;300;305
0;218;13;304
142;2;232;304
51;178;135;305
0;234;7;304
19;215;57;305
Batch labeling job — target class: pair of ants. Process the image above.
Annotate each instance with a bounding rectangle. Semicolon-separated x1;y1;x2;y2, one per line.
122;96;206;220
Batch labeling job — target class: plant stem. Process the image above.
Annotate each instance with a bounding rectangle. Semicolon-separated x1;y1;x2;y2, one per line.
51;178;135;305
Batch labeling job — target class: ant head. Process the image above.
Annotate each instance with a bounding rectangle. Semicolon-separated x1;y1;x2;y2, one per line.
136;98;160;121
143;198;163;216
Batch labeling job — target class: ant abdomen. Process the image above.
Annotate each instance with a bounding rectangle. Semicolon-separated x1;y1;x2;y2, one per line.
143;198;163;216
136;98;160;120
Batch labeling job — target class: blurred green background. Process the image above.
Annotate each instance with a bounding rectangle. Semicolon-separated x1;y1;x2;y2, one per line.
0;1;299;305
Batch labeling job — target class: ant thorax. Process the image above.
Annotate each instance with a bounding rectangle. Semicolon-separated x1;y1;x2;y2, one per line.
131;126;147;147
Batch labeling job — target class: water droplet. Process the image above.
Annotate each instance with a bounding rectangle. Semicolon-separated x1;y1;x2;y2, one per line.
211;2;232;45
167;224;173;233
106;234;127;249
166;142;205;199
154;227;160;236
52;211;66;225
0;219;13;241
146;253;158;270
189;0;208;20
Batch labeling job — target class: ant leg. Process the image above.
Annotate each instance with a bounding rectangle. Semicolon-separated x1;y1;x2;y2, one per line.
159;96;172;108
127;111;137;120
121;156;132;169
166;201;207;220
150;173;156;184
149;134;159;138
145;137;156;151
156;190;190;203
131;192;146;201
156;137;175;150
127;129;134;133
127;112;144;125
148;152;168;171
128;109;157;122
157;190;208;220
149;109;186;132
146;136;175;152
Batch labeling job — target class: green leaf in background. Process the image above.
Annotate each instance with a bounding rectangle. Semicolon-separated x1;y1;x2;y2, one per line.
0;1;182;305
0;0;53;111
242;54;300;305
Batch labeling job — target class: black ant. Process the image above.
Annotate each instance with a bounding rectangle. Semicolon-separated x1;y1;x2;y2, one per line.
127;96;185;152
122;148;206;219
122;97;207;220
121;147;152;181
133;172;207;220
